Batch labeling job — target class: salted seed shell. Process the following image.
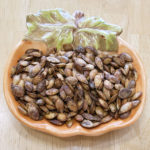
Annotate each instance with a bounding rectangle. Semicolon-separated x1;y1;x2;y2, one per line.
103;57;112;65
104;80;113;90
24;95;35;102
45;112;57;119
19;60;29;67
55;99;64;113
81;120;101;128
32;74;43;85
74;57;86;67
47;56;60;63
64;51;74;58
75;114;84;122
58;56;69;63
80;54;95;65
66;76;78;86
89;69;98;81
94;74;102;89
57;113;67;122
37;80;46;92
127;80;136;89
95;57;103;70
132;100;140;108
119;102;132;114
89;81;95;89
54;78;62;88
115;84;123;90
82;113;101;121
109;94;118;103
109;103;117;113
66;119;73;128
18;105;27;115
99;99;108;109
60;89;66;100
27;103;39;120
116;98;121;110
56;73;64;81
64;68;72;76
29;63;41;77
97;90;107;100
119;111;131;119
47;78;55;89
103;87;110;100
101;115;112;123
43;97;54;106
132;91;142;100
113;57;125;66
118;88;132;99
11;85;24;97
63;85;73;97
46;104;55;110
67;112;77;118
67;100;78;112
40;106;49;113
76;73;88;84
49;119;64;126
25;81;33;92
36;99;45;105
81;120;93;128
13;75;21;85
11;66;16;76
120;53;133;62
46;88;59;96
83;64;94;71
95;106;104;118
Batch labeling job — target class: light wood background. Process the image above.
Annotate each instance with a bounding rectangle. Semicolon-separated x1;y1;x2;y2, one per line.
0;0;150;149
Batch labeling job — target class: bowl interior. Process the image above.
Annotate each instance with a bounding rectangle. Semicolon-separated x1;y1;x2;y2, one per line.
3;38;146;137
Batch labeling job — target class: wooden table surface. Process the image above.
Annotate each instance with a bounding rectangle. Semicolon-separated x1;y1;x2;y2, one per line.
0;0;150;149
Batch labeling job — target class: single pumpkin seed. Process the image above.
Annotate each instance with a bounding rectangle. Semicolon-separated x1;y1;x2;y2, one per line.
49;119;64;126
101;115;112;123
99;99;108;109
76;73;88;84
67;100;78;112
104;80;113;90
57;113;67;122
119;111;131;119
75;114;84;122
45;112;57;119
27;103;39;120
46;88;59;96
95;106;104;118
13;75;21;85
94;74;102;89
118;88;132;99
132;91;142;100
11;85;24;97
55;99;64;113
132;99;140;108
47;56;60;63
66;119;73;128
18;105;27;115
119;102;132;114
36;99;45;105
95;57;103;70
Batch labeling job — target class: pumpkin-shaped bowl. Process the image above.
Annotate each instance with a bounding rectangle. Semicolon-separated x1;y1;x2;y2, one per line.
3;38;146;137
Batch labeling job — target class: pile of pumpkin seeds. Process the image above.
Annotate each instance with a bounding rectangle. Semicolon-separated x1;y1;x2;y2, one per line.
11;46;142;128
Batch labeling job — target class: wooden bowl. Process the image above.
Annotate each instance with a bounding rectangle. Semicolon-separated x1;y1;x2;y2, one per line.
3;38;146;137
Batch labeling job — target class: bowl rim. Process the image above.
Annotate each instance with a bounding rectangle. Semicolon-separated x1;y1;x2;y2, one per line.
3;38;146;137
